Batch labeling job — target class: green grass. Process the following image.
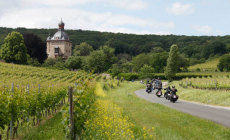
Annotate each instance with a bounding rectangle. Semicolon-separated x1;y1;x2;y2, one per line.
21;112;66;140
105;81;230;140
173;81;230;107
188;58;219;72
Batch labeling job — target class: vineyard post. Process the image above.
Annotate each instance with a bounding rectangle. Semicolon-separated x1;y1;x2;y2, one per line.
38;84;41;124
38;84;40;93
215;80;217;90
10;83;14;139
68;87;75;140
27;84;30;122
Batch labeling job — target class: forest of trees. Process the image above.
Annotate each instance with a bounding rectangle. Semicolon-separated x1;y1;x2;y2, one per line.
0;27;230;76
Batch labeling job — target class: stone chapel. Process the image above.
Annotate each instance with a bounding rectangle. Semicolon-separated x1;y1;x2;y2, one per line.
46;19;72;59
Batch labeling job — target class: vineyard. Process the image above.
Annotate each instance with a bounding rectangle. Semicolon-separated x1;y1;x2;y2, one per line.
188;58;219;72
179;75;230;90
0;62;96;139
0;62;154;140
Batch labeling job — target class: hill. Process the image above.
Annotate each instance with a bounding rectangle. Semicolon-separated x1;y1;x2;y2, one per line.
1;27;230;58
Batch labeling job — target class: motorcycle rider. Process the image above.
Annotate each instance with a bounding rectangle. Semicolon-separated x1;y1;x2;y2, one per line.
164;86;171;99
146;80;153;92
171;86;178;95
155;77;162;94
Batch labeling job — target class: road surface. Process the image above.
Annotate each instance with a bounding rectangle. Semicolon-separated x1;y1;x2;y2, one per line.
135;89;230;128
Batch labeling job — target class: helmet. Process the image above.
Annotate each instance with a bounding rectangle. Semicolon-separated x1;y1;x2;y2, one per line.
172;86;175;88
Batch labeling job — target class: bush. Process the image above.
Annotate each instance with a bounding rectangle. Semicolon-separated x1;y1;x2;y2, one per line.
27;58;41;67
117;72;211;81
65;56;82;70
42;57;66;70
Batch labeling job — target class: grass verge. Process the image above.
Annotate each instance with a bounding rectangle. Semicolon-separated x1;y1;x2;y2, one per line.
21;112;66;140
172;81;230;107
105;81;230;140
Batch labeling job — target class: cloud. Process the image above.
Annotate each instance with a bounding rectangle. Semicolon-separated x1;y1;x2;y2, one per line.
21;0;93;7
167;2;194;16
192;25;212;35
103;0;148;10
17;0;148;10
0;7;174;35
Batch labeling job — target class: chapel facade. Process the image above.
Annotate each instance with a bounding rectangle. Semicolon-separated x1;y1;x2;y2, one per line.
46;19;72;59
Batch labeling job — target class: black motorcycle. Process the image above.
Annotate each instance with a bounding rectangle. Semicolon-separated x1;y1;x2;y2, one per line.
169;88;179;103
164;87;171;100
146;83;152;93
156;88;162;97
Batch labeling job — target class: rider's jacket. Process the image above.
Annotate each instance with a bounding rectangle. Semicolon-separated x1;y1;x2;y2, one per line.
171;88;178;95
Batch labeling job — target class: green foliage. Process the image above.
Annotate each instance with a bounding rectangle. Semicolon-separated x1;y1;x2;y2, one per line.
0;27;230;62
139;64;154;78
132;53;152;72
218;54;230;72
177;54;189;71
42;57;66;70
87;50;107;73
165;44;179;81
202;41;227;59
61;81;96;138
65;56;82;70
0;31;27;64
73;42;93;56
100;45;118;70
23;33;47;63
27;57;41;67
150;52;168;73
151;47;165;53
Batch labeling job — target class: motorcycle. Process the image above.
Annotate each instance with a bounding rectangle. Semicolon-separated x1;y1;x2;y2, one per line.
164;91;171;100
169;88;179;103
170;94;179;103
156;88;162;97
146;83;152;93
164;87;171;100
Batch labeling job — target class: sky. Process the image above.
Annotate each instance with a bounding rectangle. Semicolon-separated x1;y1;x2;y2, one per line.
0;0;229;36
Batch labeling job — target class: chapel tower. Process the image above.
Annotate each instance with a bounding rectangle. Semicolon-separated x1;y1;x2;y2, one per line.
47;19;72;59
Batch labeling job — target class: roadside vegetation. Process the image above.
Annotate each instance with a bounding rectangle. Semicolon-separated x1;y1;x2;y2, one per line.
104;81;230;140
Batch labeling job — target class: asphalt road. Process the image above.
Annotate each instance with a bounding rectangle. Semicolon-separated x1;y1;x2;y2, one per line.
135;89;230;128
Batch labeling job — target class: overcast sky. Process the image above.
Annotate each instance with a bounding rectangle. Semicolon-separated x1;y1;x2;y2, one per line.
0;0;229;36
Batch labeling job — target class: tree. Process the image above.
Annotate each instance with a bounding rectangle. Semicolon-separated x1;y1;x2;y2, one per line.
151;47;165;53
42;57;66;69
217;54;230;72
23;33;47;63
165;44;179;81
0;31;27;64
65;56;82;70
140;64;154;78
87;50;107;73
150;52;168;73
100;45;117;70
177;55;189;71
73;42;93;56
132;53;152;72
202;41;227;59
